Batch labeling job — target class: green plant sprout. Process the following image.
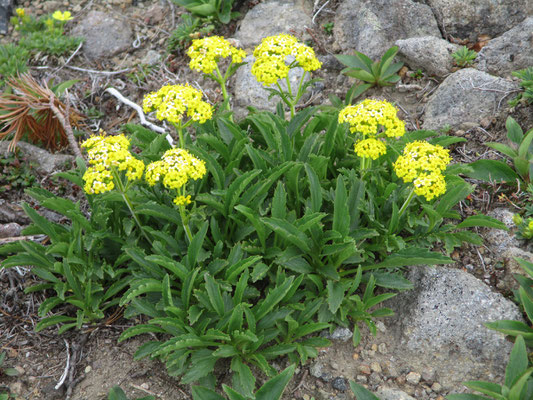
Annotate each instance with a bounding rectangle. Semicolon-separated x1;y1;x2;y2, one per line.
451;45;477;67
334;46;403;105
509;66;533;107
167;13;214;53
323;22;334;35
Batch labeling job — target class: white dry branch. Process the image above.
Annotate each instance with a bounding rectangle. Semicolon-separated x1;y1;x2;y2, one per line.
104;87;174;146
55;339;70;390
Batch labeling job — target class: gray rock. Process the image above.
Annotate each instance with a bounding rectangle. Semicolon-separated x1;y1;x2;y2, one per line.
232;55;307;116
382;266;523;388
0;0;13;34
234;0;312;49
0;141;74;176
329;327;353;342
375;387;416;400
331;377;347;392
477;17;533;76
422;68;518;131
72;11;133;60
310;361;324;378
0;222;22;238
395;36;459;78
405;372;421;385
426;0;533;42
484;208;520;252
141;49;162;66
0;200;29;224
333;0;440;60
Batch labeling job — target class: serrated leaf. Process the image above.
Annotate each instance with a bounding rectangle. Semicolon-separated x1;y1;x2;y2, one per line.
255;364;296;400
505;335;528;388
192;386;226;400
466;160;519;183
327;280;346;314
456;215;508;230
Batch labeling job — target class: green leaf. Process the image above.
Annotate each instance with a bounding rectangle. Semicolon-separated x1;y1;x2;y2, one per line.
508;368;533;400
462;381;505;399
192;386;226;400
255;364;296;400
21;203;60;242
135;202;182;226
204;274;225;317
456;215;508;230
486;142;518;159
349;381;380;400
235;205;267;249
333;176;349;236
327;280;346;314
505;335;528;388
253;276;294;320
261;218;310;252
225;170;262;216
518;128;533;158
108;386;129;400
446;395;492;400
35;315;75;332
506;116;524;145
466;160;519;183
188;221;208;269
365;248;452;270
118;324;168;342
231;358;255;398
484;320;533;339
304;163;322;212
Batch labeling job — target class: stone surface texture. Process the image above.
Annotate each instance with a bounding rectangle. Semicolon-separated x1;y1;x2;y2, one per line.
232;55;307;116
71;11;133;60
426;0;533;41
375;387;416;400
333;0;440;60
382;266;523;388
0;0;13;34
0;142;73;176
395;36;459;78
477;17;533;76
234;0;312;49
422;68;518;130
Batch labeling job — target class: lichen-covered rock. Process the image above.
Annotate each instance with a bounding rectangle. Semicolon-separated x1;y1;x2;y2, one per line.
383;266;523;389
477;17;533;76
426;0;532;42
422;68;518;130
395;36;459;78
72;11;133;60
234;0;312;49
334;0;440;60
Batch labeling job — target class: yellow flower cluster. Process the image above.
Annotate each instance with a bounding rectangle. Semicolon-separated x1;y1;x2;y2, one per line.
15;8;25;17
143;85;213;125
338;99;405;138
81;133;144;194
394;141;451;201
52;10;72;21
354;138;387;160
187;36;246;74
251;34;322;86
145;148;206;205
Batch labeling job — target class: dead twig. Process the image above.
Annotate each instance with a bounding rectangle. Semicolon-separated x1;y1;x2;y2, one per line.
49;92;83;159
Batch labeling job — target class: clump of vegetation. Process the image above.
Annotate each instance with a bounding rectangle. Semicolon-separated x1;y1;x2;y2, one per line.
509;66;533;108
323;22;334;35
0;148;38;195
167;13;215;53
451;45;477;67
0;44;29;87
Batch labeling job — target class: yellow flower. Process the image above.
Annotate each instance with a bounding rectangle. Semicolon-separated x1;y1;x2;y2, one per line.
174;195;192;206
412;171;447;201
394;141;450;183
52;10;73;21
15;8;25;17
142;85;213;125
81;133;144;194
354;138;387;160
187;36;246;74
339;99;405;138
145;148;206;190
251;34;321;86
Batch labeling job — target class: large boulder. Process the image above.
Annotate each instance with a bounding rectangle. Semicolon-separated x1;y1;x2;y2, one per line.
232;55;308;117
395;36;459;78
382;266;523;389
234;0;312;49
71;11;133;60
0;0;13;34
477;17;533;76
422;68;518;131
333;0;440;60
426;0;533;42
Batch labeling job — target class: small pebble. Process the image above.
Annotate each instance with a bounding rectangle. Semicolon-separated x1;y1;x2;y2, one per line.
358;364;371;375
85;365;92;373
332;377;347;392
141;383;150;390
330;362;339;371
431;382;442;393
371;344;378;351
303;395;311;400
370;362;382;373
406;372;421;385
356;375;368;383
369;372;382;385
15;366;25;375
352;353;359;360
378;343;387;354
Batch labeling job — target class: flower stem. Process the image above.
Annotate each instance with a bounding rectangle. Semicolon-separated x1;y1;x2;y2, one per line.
285;74;295;118
214;64;230;108
398;188;416;219
112;168;152;245
178;205;193;244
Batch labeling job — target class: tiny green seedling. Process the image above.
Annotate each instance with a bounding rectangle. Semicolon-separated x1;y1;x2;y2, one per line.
451;46;477;67
323;22;334;35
